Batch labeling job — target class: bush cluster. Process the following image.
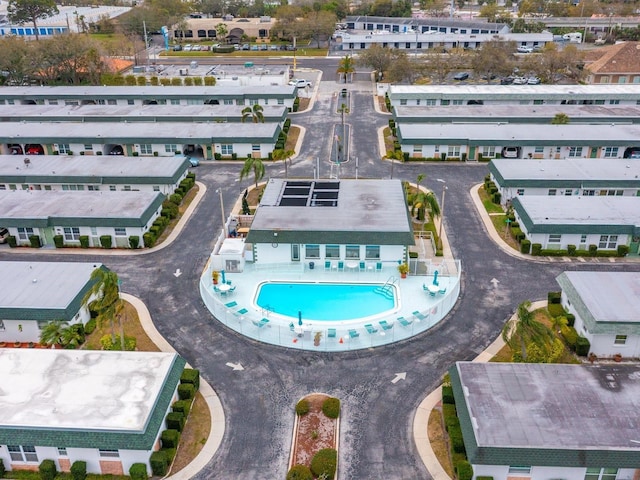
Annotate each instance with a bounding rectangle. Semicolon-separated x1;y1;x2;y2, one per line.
292;97;300;112
99;235;112;249
178;382;195;400
181;368;200;390
295;399;310;416
161;428;181;448
441;385;455;404
576;336;591;356
39;459;57;480
100;334;136;351
548;291;562;304
310;448;337;479
547;303;565;318
70;461;86;480
129;463;148;480
53;234;64;248
150;451;168;476
172;399;193;416
287;464;313;480
79;235;90;248
166;412;185;432
560;325;578;348
322;397;340;419
29;234;42;248
520;239;531;254
455;460;473;480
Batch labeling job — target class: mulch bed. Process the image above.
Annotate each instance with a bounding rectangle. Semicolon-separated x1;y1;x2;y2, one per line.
290;393;337;471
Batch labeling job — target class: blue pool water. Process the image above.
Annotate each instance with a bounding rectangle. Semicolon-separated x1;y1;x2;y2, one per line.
255;282;396;321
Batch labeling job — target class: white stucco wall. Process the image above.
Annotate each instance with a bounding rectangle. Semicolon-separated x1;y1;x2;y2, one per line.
253;243;407;265
473;465;637;480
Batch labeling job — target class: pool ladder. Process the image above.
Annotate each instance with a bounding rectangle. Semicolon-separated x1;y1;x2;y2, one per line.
374;276;397;299
261;305;275;317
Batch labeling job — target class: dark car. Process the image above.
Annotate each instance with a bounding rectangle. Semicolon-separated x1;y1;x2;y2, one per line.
453;72;469;81
500;76;514;85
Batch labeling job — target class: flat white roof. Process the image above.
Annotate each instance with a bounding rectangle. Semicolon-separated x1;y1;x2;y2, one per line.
0;85;295;97
0;350;176;432
0;5;131;28
389;84;640;96
0;190;162;221
0;261;100;310
560;271;640;324
398;122;640;143
490;158;640;182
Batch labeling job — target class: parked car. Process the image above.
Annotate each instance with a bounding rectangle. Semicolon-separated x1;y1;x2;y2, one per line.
532;45;543;52
517;46;533;53
187;156;200;167
512;76;527;85
0;228;9;244
502;147;520;158
109;146;124;156
453;72;469;81
270;45;279;50
626;148;640;159
527;76;541;85
241;43;250;50
289;79;312;88
481;74;497;80
191;45;201;51
183;44;193;51
250;45;259;51
172;45;182;51
259;44;268;51
500;76;514;85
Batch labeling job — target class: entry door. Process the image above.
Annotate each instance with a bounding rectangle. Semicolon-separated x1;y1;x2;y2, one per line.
291;244;300;261
590;147;598;158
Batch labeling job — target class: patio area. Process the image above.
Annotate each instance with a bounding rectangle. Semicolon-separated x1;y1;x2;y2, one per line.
199;259;461;352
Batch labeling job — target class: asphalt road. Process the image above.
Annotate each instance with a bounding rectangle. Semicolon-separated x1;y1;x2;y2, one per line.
3;72;640;479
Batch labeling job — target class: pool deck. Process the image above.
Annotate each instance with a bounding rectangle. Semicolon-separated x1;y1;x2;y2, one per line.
200;260;461;351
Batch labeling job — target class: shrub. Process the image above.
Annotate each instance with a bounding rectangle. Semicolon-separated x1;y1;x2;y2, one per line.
520;239;531;254
492;192;501;204
181;368;200;390
566;313;575;327
70;460;86;480
567;244;577;255
448;424;465;454
163;447;177;462
441;385;455;404
287;464;313;480
129;463;148;480
295;399;310;416
547;303;565;318
79;235;89;248
512;229;525;242
129;236;140;249
39;459;57;480
576;336;591;356
170;193;183;205
53;234;64;248
143;232;156;248
509;221;519;229
99;235;112;248
161;428;181;448
310;448;337;479
172;399;192;416
547;291;562;304
540;249;568;256
166;412;185;431
444;413;460;433
7;235;17;247
150;451;168;476
322;397;340;419
84;318;97;335
29;235;42;248
476;477;495;480
455;460;473;480
618;244;629;257
214;152;222;160
162;204;179;220
561;325;579;350
178;383;195;400
531;243;542;255
100;334;136;351
589;244;598;256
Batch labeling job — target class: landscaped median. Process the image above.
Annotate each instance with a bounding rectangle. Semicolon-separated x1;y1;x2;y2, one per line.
288;394;339;480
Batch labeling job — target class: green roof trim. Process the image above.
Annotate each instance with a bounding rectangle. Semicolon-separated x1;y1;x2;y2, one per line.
0;265;107;322
246;230;414;246
449;364;640;468
0;355;186;450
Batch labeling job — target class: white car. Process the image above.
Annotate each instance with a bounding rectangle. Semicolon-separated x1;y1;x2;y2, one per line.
289;79;312;88
527;77;541;85
512;76;527;85
502;147;520;158
517;46;533;54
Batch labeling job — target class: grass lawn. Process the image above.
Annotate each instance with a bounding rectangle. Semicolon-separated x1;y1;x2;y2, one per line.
155;184;199;245
478;186;504;214
428;408;455;478
286;125;301;151
489;214;520;250
170;392;211;474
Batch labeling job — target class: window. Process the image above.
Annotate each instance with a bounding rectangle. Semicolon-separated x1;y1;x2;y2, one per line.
57;144;70;154
249;99;259;106
416;99;421;106
482;146;495;157
165;144;177;153
171;99;180;105
62;185;84;191
157;99;167;105
187;99;200;105
57;448;67;456
564;189;572;196
305;244;320;258
447;146;460;157
8;446;38;462
634;76;640;84
548;234;561;244
99;450;120;458
84;144;93;151
9;184;16;190
17;227;34;241
614;335;627;345
365;245;380;259
440;99;450;106
223;99;233;105
599;189;623;196
609;99;620;105
568;146;583;157
583;189;595;196
604;147;618;158
107;99;117;105
64;100;79;106
63;227;80;241
599;235;618;249
345;245;360;259
580;234;587;243
548;189;557;196
508;466;531;474
325;245;340;258
48;100;58;105
123;186;131;191
585;468;618;480
109;185;116;191
533;99;544;105
277;99;284;105
139;144;153;155
115;227;126;236
534;146;544;153
252;144;260;152
153;186;160;192
90;227;98;236
517;188;524;196
236;99;245;106
0;185;4;190
400;99;407;106
44;185;52;191
425;99;436;106
452;100;463;105
127;99;134;105
221;144;233;155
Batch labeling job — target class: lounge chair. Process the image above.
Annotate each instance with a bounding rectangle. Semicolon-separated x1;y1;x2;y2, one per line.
213;285;221;293
359;261;366;271
225;301;238;309
438;287;447;295
228;285;237;294
379;320;394;330
226;280;232;285
413;311;428;322
252;318;269;328
234;308;248;319
337;261;344;271
324;260;332;271
328;328;337;338
348;329;360;338
289;322;296;332
365;323;378;334
376;262;383;272
397;316;413;327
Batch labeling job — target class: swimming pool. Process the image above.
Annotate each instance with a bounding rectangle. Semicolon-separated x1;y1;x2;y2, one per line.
255;282;396;321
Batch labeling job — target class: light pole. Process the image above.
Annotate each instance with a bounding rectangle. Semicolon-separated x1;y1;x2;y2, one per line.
436;179;447;250
216;188;226;234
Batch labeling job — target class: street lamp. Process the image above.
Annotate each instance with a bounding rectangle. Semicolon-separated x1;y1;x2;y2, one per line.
216;188;226;235
436;179;447;250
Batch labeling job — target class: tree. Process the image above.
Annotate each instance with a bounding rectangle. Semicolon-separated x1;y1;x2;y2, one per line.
298;10;336;48
356;44;398;80
39;320;69;347
241;104;265;123
7;0;58;41
501;301;555;362
216;23;228;43
551;113;570;125
410;189;440;222
336;55;355;83
272;148;295;178
82;267;124;348
470;40;516;83
240;156;266;188
478;2;502;22
0;37;34;85
419;0;447;17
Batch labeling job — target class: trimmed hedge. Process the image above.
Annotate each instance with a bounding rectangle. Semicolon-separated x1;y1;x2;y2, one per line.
181;368;200;390
173;399;193;416
576;336;591;356
567;244;576;255
39;459;57;480
548;303;565;318
161;429;181;448
150;451;168;476
84;318;97;335
143;232;155;248
53;234;64;248
455;460;473;480
166;412;185;432
287;464;313;480
547;291;562;304
531;243;542;255
476;477;495;480
618;244;629;257
178;383;195;400
129;463;148;480
561;325;578;350
79;235;89;248
520;239;531;254
310;448;337;479
441;385;454;404
566;313;575;327
296;399;310;416
589;244;598;256
7;235;17;247
70;461;86;480
99;235;112;248
163;448;177;463
448;423;465;454
322;397;340;419
29;234;41;248
129;236;140;249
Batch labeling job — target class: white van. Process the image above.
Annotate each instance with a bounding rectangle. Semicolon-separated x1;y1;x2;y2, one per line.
562;32;582;43
502;147;520;158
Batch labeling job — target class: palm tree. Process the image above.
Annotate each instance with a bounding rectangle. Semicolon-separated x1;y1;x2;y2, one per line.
240;156;266;188
39;320;69;347
501;300;555;362
415;173;425;193
241;104;265;123
411;190;440;222
82;267;123;347
337;55;355;83
272;148;295;178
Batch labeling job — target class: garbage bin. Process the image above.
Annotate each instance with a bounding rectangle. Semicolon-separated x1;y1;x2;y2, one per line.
309;261;315;270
